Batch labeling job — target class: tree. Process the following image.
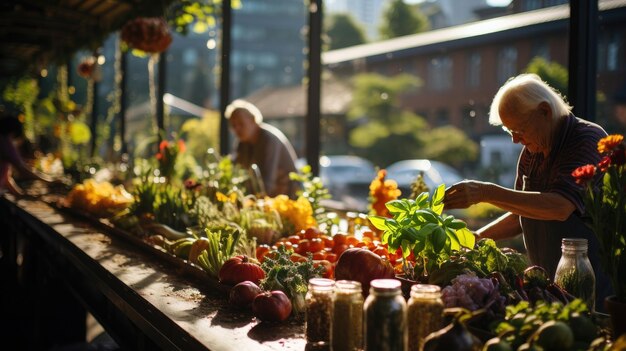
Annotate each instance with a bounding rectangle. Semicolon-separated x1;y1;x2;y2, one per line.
325;13;367;50
347;73;427;167
347;73;478;169
379;0;430;40
524;56;568;97
421;126;478;168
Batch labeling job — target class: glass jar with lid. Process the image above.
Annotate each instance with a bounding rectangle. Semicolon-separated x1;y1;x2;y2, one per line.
554;238;596;311
364;279;407;351
407;284;444;351
306;278;335;345
331;280;363;351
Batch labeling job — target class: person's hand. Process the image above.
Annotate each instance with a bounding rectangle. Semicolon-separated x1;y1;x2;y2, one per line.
443;180;490;209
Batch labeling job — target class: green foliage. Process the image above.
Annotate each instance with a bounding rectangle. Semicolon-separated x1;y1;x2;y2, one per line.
368;184;475;275
325;13;367;50
260;245;324;314
196;225;242;278
421;126;479;168
524;56;568;97
290;165;335;234
166;0;238;35
379;0;430;40
2;77;39;140
348;73;428;166
179;111;220;162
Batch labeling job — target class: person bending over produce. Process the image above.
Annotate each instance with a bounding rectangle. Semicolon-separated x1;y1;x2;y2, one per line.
0;113;61;195
443;73;612;310
225;99;299;198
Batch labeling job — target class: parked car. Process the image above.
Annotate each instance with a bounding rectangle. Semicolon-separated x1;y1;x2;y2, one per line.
385;159;464;197
296;155;377;211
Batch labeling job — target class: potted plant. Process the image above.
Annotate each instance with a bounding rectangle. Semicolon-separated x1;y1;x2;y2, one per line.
572;134;626;337
368;184;475;284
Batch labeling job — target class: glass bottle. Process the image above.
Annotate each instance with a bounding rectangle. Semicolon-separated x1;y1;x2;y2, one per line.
407;284;444;351
306;278;335;346
332;280;363;351
554;238;596;311
364;279;407;351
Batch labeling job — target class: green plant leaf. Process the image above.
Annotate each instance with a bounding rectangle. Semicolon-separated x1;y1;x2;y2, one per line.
368;215;389;230
432;226;446;253
446;227;461;251
401;239;412;258
447;219;467;230
456;227;476;249
414;209;438;223
386;199;408;215
416;192;429;207
431;184;445;214
416;222;438;237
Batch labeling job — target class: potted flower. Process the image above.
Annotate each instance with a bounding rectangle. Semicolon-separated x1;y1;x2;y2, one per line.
572;134;626;337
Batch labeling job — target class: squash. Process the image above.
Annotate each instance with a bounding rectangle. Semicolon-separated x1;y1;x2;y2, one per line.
218;255;265;286
334;248;395;296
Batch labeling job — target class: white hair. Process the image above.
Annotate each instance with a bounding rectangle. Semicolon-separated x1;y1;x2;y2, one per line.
224;99;263;124
489;73;572;125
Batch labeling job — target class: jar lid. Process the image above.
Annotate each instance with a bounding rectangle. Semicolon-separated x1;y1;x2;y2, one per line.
335;280;362;293
370;279;401;291
410;284;441;293
308;278;335;291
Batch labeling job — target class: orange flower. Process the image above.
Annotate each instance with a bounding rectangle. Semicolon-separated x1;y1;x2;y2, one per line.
597;134;624;154
571;164;596;185
177;139;186;153
369;169;401;217
159;140;169;152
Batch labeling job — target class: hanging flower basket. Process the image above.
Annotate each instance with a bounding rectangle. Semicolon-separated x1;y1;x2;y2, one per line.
77;57;101;81
121;17;173;53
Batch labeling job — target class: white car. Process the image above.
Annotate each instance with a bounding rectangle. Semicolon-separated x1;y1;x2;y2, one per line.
385;159;464;197
296;155;377;211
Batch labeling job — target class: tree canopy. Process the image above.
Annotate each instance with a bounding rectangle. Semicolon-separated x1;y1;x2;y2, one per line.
379;0;430;40
325;13;368;50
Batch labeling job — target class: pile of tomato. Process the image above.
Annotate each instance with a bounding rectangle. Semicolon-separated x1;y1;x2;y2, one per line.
255;227;405;279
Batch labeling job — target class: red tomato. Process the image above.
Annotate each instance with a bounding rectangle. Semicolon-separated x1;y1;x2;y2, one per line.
362;230;375;239
297;239;310;255
309;238;324;253
290;253;307;263
322;236;334;248
286;235;301;244
333;233;348;246
312;250;327;260
314;259;334;279
333;244;349;256
325;252;338;263
345;236;360;247
304;227;322;240
256;244;271;263
274;241;293;250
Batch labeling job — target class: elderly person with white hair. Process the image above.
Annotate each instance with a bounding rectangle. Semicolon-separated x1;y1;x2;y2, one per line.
443;73;611;310
225;99;299;198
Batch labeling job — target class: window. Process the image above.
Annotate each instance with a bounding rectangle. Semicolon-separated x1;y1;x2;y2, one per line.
436;108;449;126
497;46;518;85
531;41;550;61
607;33;621;72
427;56;453;91
466;52;481;88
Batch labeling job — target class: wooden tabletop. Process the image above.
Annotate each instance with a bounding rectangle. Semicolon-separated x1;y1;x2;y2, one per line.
2;195;307;351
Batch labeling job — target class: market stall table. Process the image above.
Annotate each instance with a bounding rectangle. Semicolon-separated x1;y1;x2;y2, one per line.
0;195;306;350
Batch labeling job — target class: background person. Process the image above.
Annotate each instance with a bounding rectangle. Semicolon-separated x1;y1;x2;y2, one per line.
0;113;60;195
443;73;611;310
225;99;299;198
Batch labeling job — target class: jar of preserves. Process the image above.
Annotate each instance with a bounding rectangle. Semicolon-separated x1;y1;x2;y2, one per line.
364;279;407;351
407;284;444;351
306;278;335;345
332;280;363;351
554;238;596;311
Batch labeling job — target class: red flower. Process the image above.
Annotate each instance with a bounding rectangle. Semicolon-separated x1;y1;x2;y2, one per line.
156;152;163;160
598;156;611;172
159;140;169;152
572;164;596;185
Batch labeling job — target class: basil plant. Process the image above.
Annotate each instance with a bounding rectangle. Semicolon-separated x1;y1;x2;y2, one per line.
368;184;475;278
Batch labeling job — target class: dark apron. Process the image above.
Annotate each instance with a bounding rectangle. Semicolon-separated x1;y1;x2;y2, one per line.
520;174;613;311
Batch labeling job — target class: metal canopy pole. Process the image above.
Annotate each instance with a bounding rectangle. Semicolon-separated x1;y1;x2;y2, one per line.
568;0;598;121
306;0;322;176
156;51;167;140
120;50;128;155
219;0;232;155
90;80;98;157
